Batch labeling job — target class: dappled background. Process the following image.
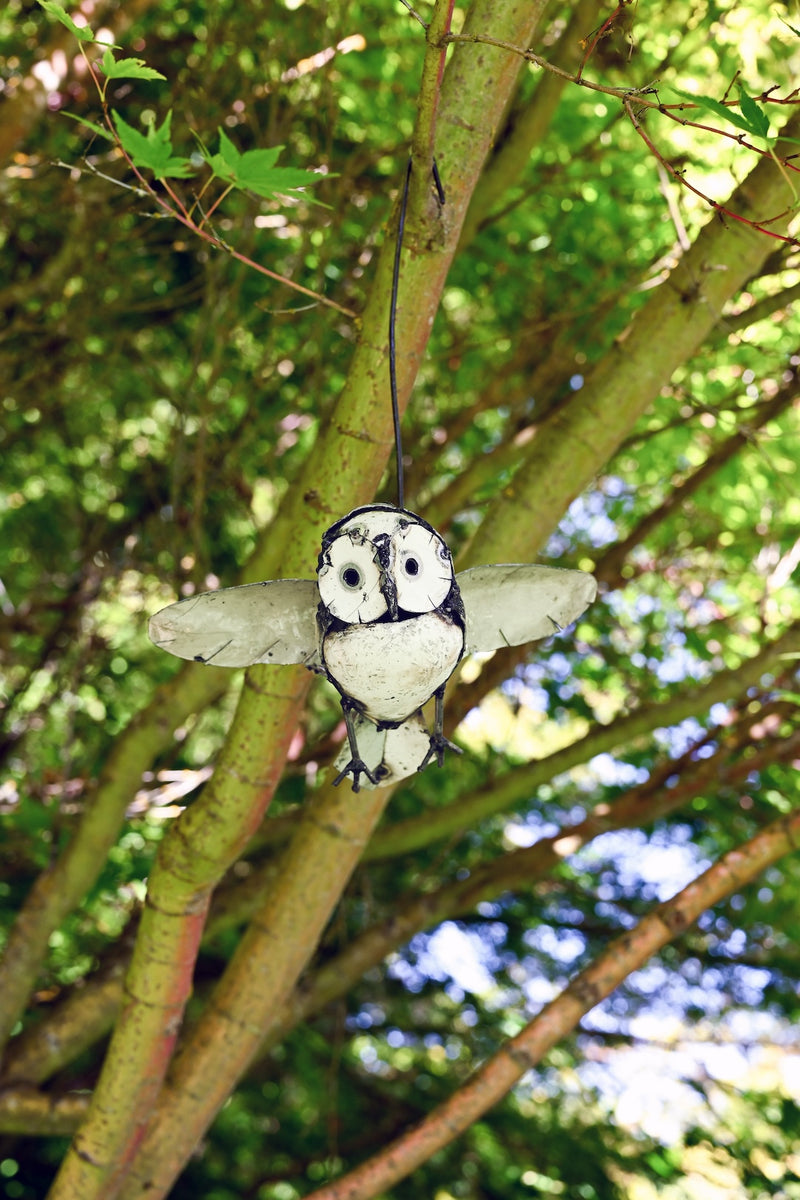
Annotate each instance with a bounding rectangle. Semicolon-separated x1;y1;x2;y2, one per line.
1;0;800;1197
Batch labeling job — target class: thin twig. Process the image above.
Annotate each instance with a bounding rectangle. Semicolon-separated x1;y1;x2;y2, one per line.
625;98;800;245
576;0;628;82
412;0;455;173
396;0;428;28
75;43;357;319
443;27;800;160
389;158;413;509
656;160;691;251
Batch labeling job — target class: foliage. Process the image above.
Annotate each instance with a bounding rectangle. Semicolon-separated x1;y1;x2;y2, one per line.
0;0;799;1198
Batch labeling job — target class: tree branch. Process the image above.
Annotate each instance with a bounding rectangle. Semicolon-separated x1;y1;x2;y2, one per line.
229;718;797;1076
461;110;800;569
303;806;800;1200
365;622;800;859
594;368;800;586
113;781;392;1200
0;664;226;1059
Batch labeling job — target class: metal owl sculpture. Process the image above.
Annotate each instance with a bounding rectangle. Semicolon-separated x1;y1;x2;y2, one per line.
148;162;597;791
149;506;596;790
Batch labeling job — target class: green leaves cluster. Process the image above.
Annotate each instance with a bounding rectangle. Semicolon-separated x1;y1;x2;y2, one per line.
100;46;165;85
667;83;773;142
37;0;325;198
37;0;92;42
112;110;191;179
38;0;164;81
202;129;326;201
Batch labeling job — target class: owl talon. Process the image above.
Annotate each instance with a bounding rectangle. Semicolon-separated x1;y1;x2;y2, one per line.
419;734;462;771
333;759;378;792
418;683;462;770
335;704;382;792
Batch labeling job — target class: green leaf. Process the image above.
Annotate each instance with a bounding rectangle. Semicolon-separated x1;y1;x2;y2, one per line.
61;111;114;140
101;47;166;83
778;15;800;37
202;129;326;201
37;0;94;41
665;85;754;134
737;85;771;140
111;110;194;179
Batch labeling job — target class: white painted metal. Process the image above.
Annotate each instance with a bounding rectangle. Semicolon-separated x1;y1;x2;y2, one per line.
148;507;597;790
458;564;597;653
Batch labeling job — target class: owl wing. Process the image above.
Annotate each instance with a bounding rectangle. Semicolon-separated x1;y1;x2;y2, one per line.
148;579;321;668
457;564;597;654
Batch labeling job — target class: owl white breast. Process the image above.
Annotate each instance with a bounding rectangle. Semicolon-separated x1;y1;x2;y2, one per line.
322;611;464;725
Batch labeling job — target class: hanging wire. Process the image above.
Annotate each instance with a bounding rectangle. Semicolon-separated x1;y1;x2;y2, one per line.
389;158;445;509
431;156;445;206
389;157;413;511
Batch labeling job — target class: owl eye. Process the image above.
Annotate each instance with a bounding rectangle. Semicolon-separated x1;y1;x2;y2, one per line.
318;534;388;622
392;524;454;613
341;565;363;589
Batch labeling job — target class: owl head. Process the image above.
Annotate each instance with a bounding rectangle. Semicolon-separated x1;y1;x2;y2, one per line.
317;504;456;624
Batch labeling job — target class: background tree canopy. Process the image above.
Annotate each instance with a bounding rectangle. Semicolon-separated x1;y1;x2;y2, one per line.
1;0;799;1197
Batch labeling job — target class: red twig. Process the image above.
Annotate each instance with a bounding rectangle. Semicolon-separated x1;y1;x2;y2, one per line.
447;25;800;247
576;1;629;82
657;104;800;170
80;49;357;319
624;98;800;246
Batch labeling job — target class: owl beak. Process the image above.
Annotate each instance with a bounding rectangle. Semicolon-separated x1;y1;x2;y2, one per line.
372;534;399;620
380;572;399;620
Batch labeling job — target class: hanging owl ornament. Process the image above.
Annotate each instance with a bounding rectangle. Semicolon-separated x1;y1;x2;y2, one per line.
148;159;596;790
148;504;596;791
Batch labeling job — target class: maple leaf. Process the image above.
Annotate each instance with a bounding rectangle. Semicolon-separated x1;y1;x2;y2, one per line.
203;130;326;201
112;110;193;179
